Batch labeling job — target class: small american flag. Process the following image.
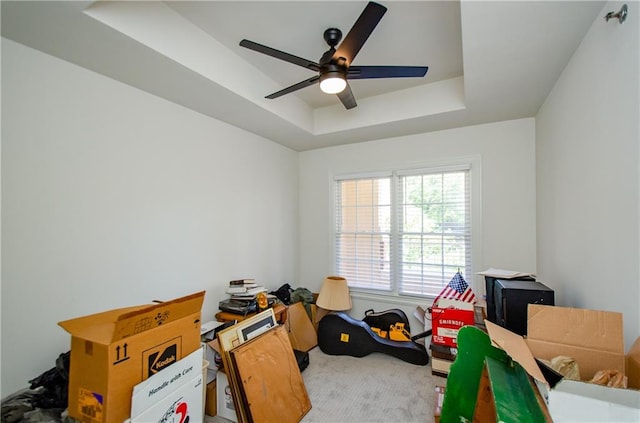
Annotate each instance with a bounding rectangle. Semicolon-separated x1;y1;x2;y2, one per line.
435;271;475;304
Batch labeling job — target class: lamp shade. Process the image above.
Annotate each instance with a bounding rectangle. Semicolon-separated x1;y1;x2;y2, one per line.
316;276;352;311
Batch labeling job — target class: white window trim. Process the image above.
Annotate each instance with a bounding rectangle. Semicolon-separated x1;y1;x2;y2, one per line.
331;155;483;299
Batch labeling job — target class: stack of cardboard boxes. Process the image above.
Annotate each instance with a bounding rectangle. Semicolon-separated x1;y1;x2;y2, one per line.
429;298;475;378
430;342;458;378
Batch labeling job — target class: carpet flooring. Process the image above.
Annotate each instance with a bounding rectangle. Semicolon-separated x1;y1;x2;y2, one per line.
208;346;446;423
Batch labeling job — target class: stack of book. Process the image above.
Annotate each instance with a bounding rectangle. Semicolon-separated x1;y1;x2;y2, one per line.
219;279;273;315
430;341;457;378
226;279;263;295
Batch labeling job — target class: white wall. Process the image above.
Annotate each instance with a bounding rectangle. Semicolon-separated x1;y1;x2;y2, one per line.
298;118;537;329
1;39;299;396
4;0;637;398
536;1;639;350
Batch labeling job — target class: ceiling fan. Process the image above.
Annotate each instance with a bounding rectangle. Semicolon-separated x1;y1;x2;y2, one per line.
239;1;429;110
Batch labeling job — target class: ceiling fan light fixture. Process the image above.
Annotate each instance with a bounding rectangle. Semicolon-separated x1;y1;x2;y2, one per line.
319;71;347;94
240;2;427;109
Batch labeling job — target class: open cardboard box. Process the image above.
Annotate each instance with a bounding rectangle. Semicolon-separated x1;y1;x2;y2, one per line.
485;304;640;422
58;291;204;423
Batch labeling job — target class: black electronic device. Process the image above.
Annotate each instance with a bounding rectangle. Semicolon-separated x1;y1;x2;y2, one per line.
493;279;555;336
218;299;257;315
484;275;535;323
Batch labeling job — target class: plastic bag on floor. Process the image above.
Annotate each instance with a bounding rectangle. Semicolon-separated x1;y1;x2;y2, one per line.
28;351;70;409
1;351;70;422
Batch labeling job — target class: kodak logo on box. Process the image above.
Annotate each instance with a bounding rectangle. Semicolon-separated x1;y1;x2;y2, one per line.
148;346;176;376
143;337;182;378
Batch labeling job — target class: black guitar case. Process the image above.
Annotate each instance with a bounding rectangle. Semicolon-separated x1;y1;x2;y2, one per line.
317;312;429;366
363;308;411;332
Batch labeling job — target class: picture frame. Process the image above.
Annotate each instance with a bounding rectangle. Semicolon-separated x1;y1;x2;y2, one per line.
236;311;277;343
216;370;238;423
216;308;276;423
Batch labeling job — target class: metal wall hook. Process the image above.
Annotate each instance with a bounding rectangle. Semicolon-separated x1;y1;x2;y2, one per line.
605;4;628;23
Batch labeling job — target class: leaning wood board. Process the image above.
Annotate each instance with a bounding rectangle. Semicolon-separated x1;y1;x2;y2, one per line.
230;325;312;423
217;308;277;423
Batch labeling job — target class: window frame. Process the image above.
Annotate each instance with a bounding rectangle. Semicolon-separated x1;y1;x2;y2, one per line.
332;156;482;300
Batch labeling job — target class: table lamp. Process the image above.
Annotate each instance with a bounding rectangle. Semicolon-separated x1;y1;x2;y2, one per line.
316;276;352;323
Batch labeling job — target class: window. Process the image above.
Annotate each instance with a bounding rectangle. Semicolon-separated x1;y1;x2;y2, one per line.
334;164;473;298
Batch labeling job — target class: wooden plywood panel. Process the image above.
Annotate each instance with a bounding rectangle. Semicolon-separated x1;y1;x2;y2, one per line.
217;309;277;423
285;301;318;352
230;325;312;423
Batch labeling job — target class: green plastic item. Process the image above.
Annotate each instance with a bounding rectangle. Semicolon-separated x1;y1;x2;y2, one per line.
439;326;547;423
483;356;547;423
439;326;510;423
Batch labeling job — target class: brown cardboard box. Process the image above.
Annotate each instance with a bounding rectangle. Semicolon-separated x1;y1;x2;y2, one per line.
58;291;204;423
311;293;325;330
431;356;454;378
313;306;330;328
627;337;640;389
526;304;625;380
485;304;627;386
205;380;217;416
430;341;457;361
485;304;640;421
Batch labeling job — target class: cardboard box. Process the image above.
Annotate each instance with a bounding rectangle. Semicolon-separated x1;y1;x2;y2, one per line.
546;379;639;421
58;291;204;423
485;304;640;421
431;299;475;347
430;341;456;377
205;380;217;417
430;341;457;360
129;348;204;422
526;304;626;380
431;356;454;378
627;337;640;389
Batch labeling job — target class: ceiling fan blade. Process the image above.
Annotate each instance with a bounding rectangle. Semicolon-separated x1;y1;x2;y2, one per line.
337;83;357;110
265;75;321;99
240;39;320;72
347;65;429;79
333;2;387;66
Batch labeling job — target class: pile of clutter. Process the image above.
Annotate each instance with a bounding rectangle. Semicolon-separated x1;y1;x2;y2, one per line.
1;351;70;423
